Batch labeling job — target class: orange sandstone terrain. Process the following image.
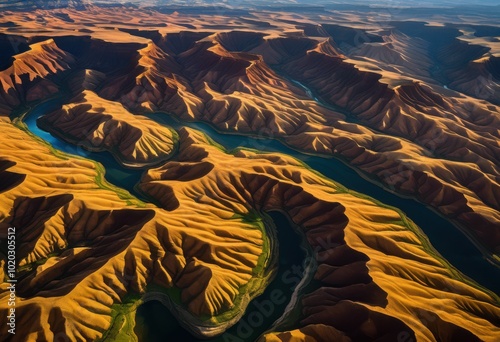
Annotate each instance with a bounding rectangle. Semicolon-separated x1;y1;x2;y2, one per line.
37;90;178;167
0;38;74;114
0;2;499;342
3;29;498;258
1;117;499;341
0;118;270;340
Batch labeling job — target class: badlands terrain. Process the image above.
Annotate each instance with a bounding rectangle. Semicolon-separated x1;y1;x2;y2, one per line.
0;1;499;341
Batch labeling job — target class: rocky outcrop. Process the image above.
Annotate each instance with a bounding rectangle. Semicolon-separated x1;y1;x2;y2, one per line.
0;39;74;115
37;90;178;167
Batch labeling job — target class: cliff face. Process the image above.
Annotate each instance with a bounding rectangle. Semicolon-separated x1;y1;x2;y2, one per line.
37;90;178;167
0;120;269;340
0;39;74;115
0;5;500;342
1;29;498;257
1;119;499;341
97;31;499;256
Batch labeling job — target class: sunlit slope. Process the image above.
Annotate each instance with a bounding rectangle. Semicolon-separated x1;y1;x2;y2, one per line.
141;127;500;341
1;117;499;340
0;6;499;341
0;119;268;340
0;15;498;259
0;39;74;115
37;90;178;167
100;35;339;134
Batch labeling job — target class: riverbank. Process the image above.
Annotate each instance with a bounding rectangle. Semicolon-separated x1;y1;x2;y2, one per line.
17;94;500;341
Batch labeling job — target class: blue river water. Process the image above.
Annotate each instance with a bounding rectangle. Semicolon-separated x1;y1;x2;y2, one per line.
23;100;146;199
22;96;500;297
135;211;306;341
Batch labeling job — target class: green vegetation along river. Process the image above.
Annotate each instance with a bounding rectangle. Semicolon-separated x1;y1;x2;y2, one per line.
19;94;500;341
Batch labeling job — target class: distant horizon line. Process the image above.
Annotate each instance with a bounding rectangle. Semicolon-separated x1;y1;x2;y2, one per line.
1;0;500;11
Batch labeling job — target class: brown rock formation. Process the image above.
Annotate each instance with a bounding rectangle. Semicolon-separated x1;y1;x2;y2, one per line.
37;90;178;167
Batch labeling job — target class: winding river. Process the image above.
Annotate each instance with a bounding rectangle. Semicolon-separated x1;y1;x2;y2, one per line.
23;99;146;200
135;211;309;341
19;91;500;340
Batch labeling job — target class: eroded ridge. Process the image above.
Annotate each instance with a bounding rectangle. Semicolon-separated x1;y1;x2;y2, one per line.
1;25;495;259
0;118;498;340
37;90;178;167
141;128;500;341
0;4;499;342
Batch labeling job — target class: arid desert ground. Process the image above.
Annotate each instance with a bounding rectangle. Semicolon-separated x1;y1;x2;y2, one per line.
0;1;499;341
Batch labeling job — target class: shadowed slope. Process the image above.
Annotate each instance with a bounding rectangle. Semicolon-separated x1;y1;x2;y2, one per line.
1;30;495;259
37;90;178;167
0;7;500;341
141;127;500;341
0;39;74;115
